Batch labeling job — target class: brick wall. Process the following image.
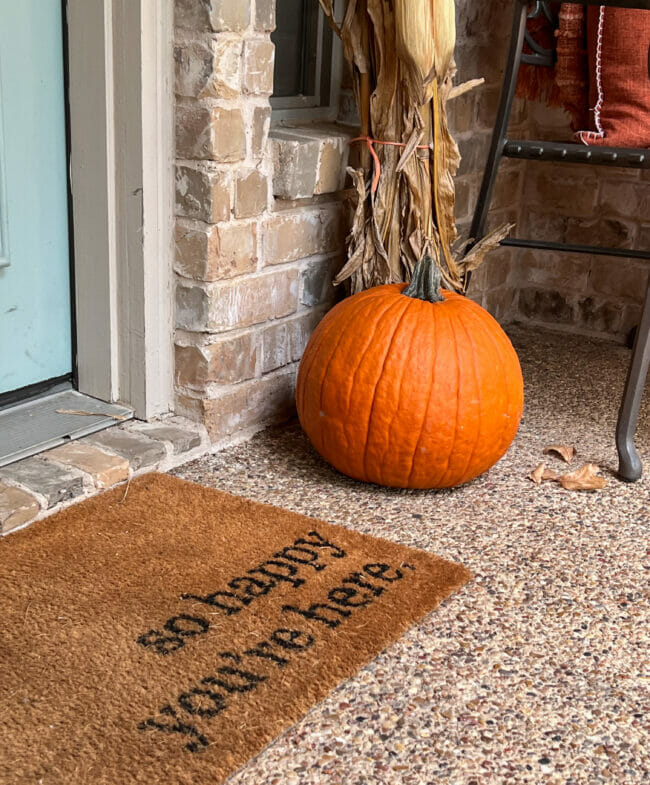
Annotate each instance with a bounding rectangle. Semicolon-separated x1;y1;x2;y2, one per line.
452;0;526;323
173;0;346;445
510;105;650;343
171;0;532;446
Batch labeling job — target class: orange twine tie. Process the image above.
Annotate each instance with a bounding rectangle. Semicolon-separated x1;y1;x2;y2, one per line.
350;135;432;194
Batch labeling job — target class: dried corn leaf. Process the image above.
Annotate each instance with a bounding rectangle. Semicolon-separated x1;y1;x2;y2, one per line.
542;468;558;481
544;445;576;464
321;0;497;294
557;463;606;491
432;0;457;79
459;224;515;275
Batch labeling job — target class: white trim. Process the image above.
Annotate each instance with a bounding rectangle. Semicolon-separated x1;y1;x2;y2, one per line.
66;0;174;418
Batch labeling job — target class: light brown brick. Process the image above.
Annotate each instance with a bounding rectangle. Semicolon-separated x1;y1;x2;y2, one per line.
175;218;257;281
589;260;649;302
490;169;520;211
565;217;636;249
175;0;210;30
174;38;241;99
176;0;250;32
527;172;597;216
454;178;472;221
517;251;591;293
519;288;574;324
176;103;245;162
175;333;258;388
598;180;650;220
314;137;349;194
255;0;276;31
0;481;40;533
483;287;517;323
301;255;342;306
200;368;297;440
270;131;320;199
262;311;324;373
242;40;274;95
479;252;513;291
176;102;213;159
175;165;231;223
176;284;210;330
176;270;299;331
252;105;271;158
447;92;475;135
263;205;344;265
475;86;501;130
235;169;268;218
575;295;622;334
208;0;250;31
44;443;129;489
639;224;650;249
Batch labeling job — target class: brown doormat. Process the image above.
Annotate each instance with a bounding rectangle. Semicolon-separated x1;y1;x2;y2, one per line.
0;473;470;785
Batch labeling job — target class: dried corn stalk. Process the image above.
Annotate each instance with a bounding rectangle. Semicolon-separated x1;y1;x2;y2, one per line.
319;0;505;293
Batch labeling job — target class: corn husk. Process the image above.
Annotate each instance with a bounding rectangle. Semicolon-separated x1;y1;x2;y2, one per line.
395;0;456;104
319;0;504;293
432;0;456;80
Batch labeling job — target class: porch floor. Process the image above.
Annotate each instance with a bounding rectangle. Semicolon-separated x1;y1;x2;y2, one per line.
174;326;650;785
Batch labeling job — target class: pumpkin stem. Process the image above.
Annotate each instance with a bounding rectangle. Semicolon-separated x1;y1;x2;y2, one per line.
403;256;444;303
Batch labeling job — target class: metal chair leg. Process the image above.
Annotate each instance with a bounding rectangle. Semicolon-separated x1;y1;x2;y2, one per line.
617;273;650;481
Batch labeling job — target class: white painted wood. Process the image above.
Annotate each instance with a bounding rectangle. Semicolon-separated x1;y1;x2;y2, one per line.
67;0;118;402
66;0;173;418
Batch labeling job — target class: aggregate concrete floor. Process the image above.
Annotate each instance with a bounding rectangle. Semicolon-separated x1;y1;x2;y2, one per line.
174;326;650;785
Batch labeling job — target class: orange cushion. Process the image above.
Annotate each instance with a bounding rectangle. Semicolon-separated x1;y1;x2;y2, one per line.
576;7;650;149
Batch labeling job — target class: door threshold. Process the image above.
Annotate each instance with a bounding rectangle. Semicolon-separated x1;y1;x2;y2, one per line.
0;385;134;467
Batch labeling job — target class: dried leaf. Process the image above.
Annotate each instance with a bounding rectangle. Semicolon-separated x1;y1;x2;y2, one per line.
557;464;607;491
324;0;464;293
458;223;515;275
543;444;576;464
448;77;485;100
528;463;559;483
528;463;546;484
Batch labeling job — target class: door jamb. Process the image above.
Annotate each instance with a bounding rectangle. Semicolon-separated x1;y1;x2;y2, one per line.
66;0;174;419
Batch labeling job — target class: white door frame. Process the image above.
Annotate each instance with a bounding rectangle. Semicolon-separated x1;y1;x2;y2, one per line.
66;0;174;419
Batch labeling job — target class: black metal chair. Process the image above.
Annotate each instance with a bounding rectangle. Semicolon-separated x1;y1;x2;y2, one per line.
470;0;650;481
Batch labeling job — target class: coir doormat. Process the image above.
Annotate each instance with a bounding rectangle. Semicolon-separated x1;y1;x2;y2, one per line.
0;473;470;784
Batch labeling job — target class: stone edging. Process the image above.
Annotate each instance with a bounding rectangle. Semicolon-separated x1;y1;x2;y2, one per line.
0;417;210;535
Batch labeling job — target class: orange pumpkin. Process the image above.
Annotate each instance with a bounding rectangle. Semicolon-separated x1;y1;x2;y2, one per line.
296;258;524;489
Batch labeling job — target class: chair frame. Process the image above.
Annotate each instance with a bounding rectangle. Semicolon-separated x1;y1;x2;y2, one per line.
469;0;650;481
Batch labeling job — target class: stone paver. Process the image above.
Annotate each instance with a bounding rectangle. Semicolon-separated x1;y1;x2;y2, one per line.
0;482;40;534
0;456;84;508
130;423;201;455
44;442;129;489
86;428;167;471
0;418;207;535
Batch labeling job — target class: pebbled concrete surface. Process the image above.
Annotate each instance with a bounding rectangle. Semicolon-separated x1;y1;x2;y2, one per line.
174;326;650;785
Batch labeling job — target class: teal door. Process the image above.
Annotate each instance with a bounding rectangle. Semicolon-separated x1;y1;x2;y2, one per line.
0;0;72;397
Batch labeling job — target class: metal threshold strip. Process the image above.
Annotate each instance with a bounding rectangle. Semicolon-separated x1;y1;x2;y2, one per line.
0;383;134;468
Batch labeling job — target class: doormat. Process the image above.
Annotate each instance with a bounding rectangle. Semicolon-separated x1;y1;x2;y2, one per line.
0;473;470;785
